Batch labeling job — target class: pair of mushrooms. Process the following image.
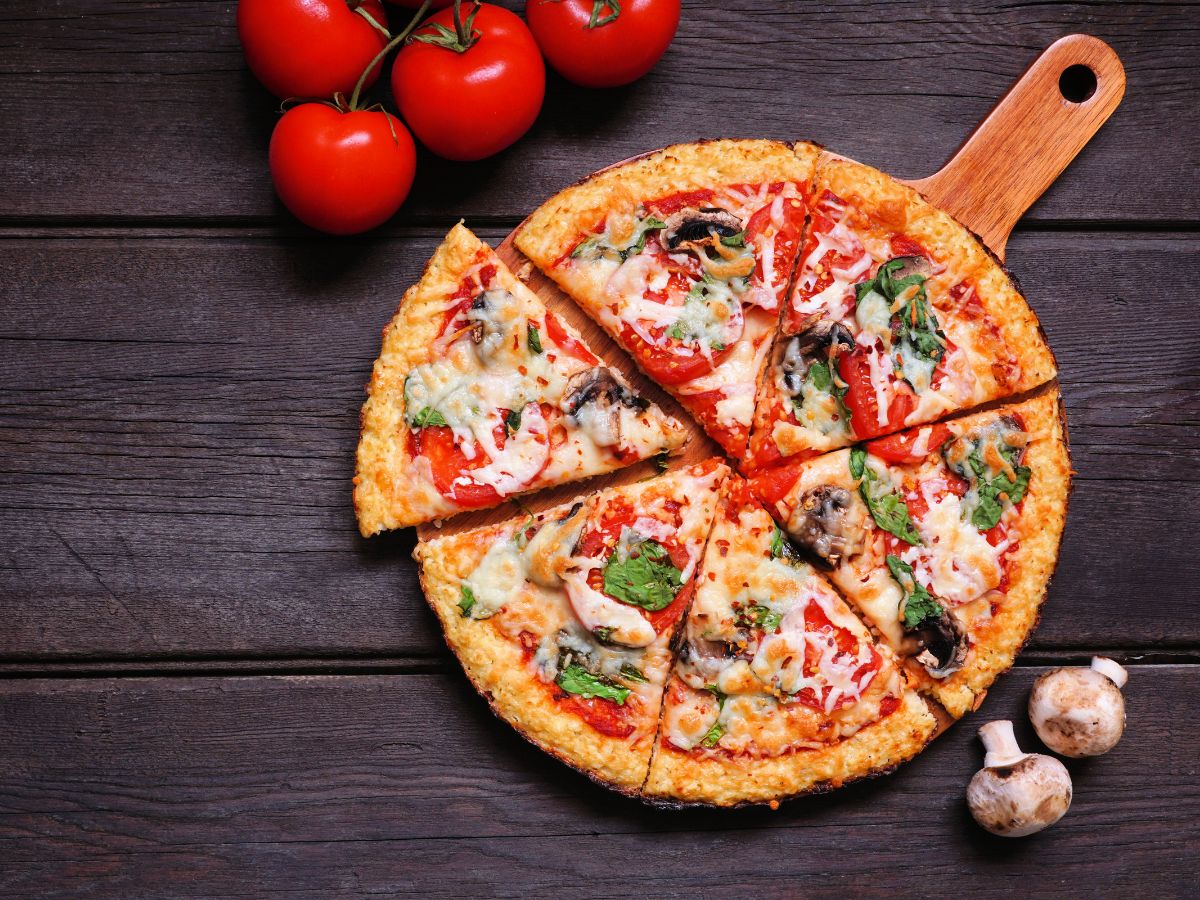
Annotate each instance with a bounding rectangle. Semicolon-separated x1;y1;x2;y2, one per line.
967;657;1128;837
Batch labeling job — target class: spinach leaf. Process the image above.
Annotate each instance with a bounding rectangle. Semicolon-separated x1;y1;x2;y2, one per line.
624;215;666;259
720;231;747;248
807;360;833;392
557;662;630;704
700;687;727;748
457;584;476;618
602;536;682;611
851;449;921;545
620;663;649;684
770;525;786;559
951;428;1032;531
653;450;670;475
526;323;543;354
411;406;448;429
736;605;784;632
885;555;943;629
592;626;614;643
505;405;523;436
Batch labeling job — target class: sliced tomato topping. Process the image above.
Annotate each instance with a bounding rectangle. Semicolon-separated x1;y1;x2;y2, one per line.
747;460;805;508
890;234;927;259
838;347;916;440
543;310;598;365
410;404;552;508
866;423;953;465
878;694;901;718
680;388;745;456
619;320;736;387
437;260;497;337
558;693;637;739
744;186;807;308
646;187;717;217
792;602;882;712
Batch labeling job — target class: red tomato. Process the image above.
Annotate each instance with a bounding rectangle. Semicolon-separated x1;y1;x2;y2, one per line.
237;0;389;99
391;4;545;161
543;311;598;365
866;423;953;464
557;693;637;738
748;461;804;507
619;322;734;387
794;603;881;712
837;348;915;440
386;0;453;7
269;104;416;235
525;0;680;88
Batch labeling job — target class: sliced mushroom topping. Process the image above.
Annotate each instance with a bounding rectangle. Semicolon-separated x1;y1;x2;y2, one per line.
561;368;649;448
779;319;855;397
886;254;933;282
786;485;868;567
904;605;969;678
662;206;744;250
465;289;515;362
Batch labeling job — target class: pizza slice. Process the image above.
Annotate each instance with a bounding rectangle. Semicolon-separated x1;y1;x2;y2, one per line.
354;223;687;535
642;476;937;806
745;153;1057;472
413;459;728;793
514;140;819;458
750;389;1070;717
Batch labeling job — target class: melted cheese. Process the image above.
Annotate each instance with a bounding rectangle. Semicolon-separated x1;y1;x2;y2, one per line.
561;568;656;648
900;479;1004;605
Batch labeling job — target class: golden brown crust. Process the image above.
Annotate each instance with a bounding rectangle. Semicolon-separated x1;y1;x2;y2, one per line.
914;387;1071;717
516;140;821;269
817;153;1057;397
643;689;937;806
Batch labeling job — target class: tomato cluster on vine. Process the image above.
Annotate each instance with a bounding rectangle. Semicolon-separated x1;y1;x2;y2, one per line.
237;0;681;234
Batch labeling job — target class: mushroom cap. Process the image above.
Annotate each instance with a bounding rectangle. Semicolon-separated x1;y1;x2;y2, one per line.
967;753;1073;837
1029;666;1126;757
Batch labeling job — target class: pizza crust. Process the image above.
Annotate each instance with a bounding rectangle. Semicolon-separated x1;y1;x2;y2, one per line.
643;688;937;807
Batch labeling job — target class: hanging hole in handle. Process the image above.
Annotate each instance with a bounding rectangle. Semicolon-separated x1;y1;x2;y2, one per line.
1059;64;1098;103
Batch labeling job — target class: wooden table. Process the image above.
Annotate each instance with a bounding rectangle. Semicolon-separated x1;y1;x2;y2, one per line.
2;1;1198;895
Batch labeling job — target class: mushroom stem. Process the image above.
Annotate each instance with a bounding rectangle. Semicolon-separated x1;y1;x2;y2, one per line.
979;719;1026;768
1091;656;1128;688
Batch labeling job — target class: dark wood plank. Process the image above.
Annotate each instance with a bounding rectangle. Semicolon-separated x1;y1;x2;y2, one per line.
0;666;1195;897
1;1;1197;224
1;230;1197;661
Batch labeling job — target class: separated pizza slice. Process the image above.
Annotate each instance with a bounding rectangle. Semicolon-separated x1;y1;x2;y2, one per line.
413;459;728;793
745;153;1057;473
515;140;819;458
643;476;937;806
354;223;687;535
750;389;1070;717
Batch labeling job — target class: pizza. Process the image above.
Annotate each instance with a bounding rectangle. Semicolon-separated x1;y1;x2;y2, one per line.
413;459;727;792
642;477;937;806
744;154;1057;472
354;223;687;535
750;390;1070;717
514;140;818;458
368;140;1076;806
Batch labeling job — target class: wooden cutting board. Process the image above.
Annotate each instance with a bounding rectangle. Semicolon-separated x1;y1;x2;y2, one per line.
417;33;1124;542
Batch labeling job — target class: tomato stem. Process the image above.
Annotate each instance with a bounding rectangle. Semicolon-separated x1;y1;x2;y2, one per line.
348;0;434;111
410;0;481;53
586;0;621;28
353;5;392;40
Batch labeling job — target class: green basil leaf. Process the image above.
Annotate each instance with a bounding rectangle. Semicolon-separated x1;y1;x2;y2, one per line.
620;663;648;684
457;584;476;617
602;537;682;611
527;323;543;354
886;555;943;628
850;446;867;481
737;605;783;632
700;720;725;748
970;490;1005;532
866;491;922;545
557;662;630;704
412;406;448;429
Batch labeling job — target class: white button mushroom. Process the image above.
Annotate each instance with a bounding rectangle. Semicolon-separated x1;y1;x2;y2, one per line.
1028;656;1128;758
967;720;1073;837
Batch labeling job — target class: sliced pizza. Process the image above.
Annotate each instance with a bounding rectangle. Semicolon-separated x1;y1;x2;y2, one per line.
751;389;1070;717
413;459;727;792
745;153;1057;472
643;476;937;805
354;223;687;535
514;140;819;458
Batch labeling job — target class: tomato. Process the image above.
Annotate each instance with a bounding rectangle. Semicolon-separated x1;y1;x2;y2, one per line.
619;322;736;387
837;347;916;440
269;104;416;235
237;0;389;99
681;388;744;457
558;693;637;738
391;4;545;161
525;0;680;88
386;0;453;7
794;603;881;712
544;311;598;365
748;461;804;507
866;423;953;465
410;405;551;507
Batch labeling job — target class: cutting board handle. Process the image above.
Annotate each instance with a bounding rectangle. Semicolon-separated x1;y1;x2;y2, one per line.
904;34;1125;260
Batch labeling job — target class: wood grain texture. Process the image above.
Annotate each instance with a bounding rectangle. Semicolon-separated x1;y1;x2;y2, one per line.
1;1;1197;225
2;230;1197;662
0;666;1196;897
906;34;1126;258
